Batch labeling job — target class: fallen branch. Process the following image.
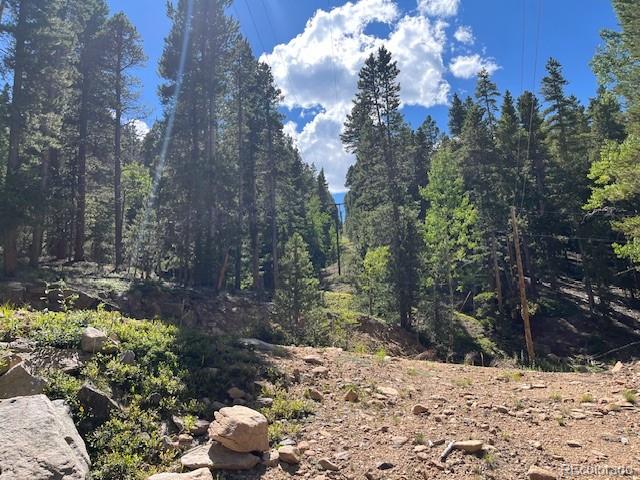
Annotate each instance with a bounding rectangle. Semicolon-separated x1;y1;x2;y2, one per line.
440;441;456;462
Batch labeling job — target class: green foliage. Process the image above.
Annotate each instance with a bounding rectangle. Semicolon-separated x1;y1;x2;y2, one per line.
44;370;84;414
421;145;478;341
357;245;392;317
274;233;321;337
586;135;640;264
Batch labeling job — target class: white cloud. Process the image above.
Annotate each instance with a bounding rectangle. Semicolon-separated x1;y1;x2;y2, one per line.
131;119;150;139
454;25;474;45
262;0;496;191
449;54;499;79
417;0;459;17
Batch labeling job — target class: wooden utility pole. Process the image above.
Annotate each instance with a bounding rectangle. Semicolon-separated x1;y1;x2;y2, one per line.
510;206;535;362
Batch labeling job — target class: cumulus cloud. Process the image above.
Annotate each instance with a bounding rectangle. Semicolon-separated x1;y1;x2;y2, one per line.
131;119;150;139
454;25;474;45
449;54;499;79
417;0;460;17
262;0;496;191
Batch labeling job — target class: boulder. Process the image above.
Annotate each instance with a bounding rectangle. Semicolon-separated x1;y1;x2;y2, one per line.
0;364;45;399
148;469;213;480
80;327;108;353
180;442;260;470
611;361;623;373
0;395;90;479
77;383;119;426
209;406;269;453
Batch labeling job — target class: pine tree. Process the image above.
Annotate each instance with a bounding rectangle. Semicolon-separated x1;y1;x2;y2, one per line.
475;69;500;132
274;232;320;334
100;12;146;269
449;93;466;137
342;46;418;329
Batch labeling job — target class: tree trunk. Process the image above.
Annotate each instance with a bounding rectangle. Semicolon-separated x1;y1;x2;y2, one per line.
267;115;278;290
490;233;504;314
234;72;244;291
74;72;90;262
30;148;53;267
114;30;124;270
3;1;27;277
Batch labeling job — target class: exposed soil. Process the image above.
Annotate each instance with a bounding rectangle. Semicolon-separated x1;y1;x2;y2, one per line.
251;346;639;480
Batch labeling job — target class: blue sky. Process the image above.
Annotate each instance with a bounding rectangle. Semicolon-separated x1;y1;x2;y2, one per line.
107;0;618;195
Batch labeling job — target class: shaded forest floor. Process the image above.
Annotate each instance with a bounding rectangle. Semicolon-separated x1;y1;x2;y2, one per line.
1;258;640;368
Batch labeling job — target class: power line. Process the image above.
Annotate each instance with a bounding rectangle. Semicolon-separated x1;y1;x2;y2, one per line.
327;0;340;105
520;0;543;210
242;0;267;53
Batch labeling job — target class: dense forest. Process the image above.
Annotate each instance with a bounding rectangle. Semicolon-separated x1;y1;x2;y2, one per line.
0;0;339;292
0;0;639;360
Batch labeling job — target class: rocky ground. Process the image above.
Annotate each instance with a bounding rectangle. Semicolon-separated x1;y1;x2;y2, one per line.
238;346;639;480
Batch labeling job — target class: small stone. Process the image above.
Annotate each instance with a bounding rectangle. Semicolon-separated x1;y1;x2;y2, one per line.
377;386;399;397
312;366;329;377
318;458;340;471
416;452;429;461
255;396;273;407
178;433;194;447
496;405;509;413
531;441;542;450
453;440;484;454
303;355;324;365
429;460;446;471
278;445;300;465
611;361;623;373
412;404;429;415
306;388;324;402
344;389;359;402
148;468;214;480
263;450;279;467
297;441;310;452
527;465;557;480
80;327;109;353
414;445;428;453
566;440;582;448
377;461;394;470
119;350;136;365
391;436;408;447
227;387;246;400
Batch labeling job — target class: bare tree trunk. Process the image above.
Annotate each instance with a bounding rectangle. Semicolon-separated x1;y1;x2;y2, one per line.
114;28;124;270
30;148;53;267
491;233;504;313
3;1;27;277
234;72;244;291
74;74;89;262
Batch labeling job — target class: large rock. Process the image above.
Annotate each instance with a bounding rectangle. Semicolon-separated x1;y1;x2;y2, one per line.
0;395;90;479
77;383;119;426
209;406;269;453
0;364;45;399
180;442;261;470
148;468;213;480
80;327;108;353
0;353;22;376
